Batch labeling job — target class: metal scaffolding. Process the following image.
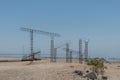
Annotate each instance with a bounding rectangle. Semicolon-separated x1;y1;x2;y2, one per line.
21;27;60;62
79;39;83;63
84;41;89;59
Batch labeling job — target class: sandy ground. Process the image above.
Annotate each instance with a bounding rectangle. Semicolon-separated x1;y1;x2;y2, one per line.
0;58;119;80
104;63;120;80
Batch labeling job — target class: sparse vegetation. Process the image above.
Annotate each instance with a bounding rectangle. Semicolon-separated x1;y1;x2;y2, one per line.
85;58;104;75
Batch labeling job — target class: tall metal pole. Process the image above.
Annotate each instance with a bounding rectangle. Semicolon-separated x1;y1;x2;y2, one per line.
79;39;82;63
70;51;72;63
66;43;69;63
51;36;54;62
53;48;57;62
84;41;88;59
30;30;34;60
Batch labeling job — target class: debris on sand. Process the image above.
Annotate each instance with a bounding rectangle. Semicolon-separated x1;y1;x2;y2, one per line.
83;71;98;80
102;76;108;80
73;70;83;76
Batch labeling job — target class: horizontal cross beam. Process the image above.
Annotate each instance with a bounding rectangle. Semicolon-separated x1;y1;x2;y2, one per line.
21;27;60;37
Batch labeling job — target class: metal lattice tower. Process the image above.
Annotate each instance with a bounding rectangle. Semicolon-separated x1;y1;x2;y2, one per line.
53;48;57;62
21;27;60;62
84;41;89;59
66;43;69;63
69;51;72;63
63;44;78;63
79;39;83;63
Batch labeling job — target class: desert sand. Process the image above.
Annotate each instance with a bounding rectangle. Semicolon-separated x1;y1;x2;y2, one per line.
0;58;119;80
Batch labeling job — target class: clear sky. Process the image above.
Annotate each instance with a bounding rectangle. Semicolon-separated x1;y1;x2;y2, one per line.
0;0;120;58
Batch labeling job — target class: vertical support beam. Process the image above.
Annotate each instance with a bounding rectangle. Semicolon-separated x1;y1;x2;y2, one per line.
30;30;34;61
70;51;72;63
84;41;88;59
79;39;82;63
54;48;57;62
50;36;54;62
66;43;69;63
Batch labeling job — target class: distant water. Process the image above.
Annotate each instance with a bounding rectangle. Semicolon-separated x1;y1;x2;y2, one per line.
0;54;23;58
0;53;80;58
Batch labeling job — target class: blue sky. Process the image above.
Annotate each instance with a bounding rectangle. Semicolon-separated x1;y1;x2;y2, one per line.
0;0;120;58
